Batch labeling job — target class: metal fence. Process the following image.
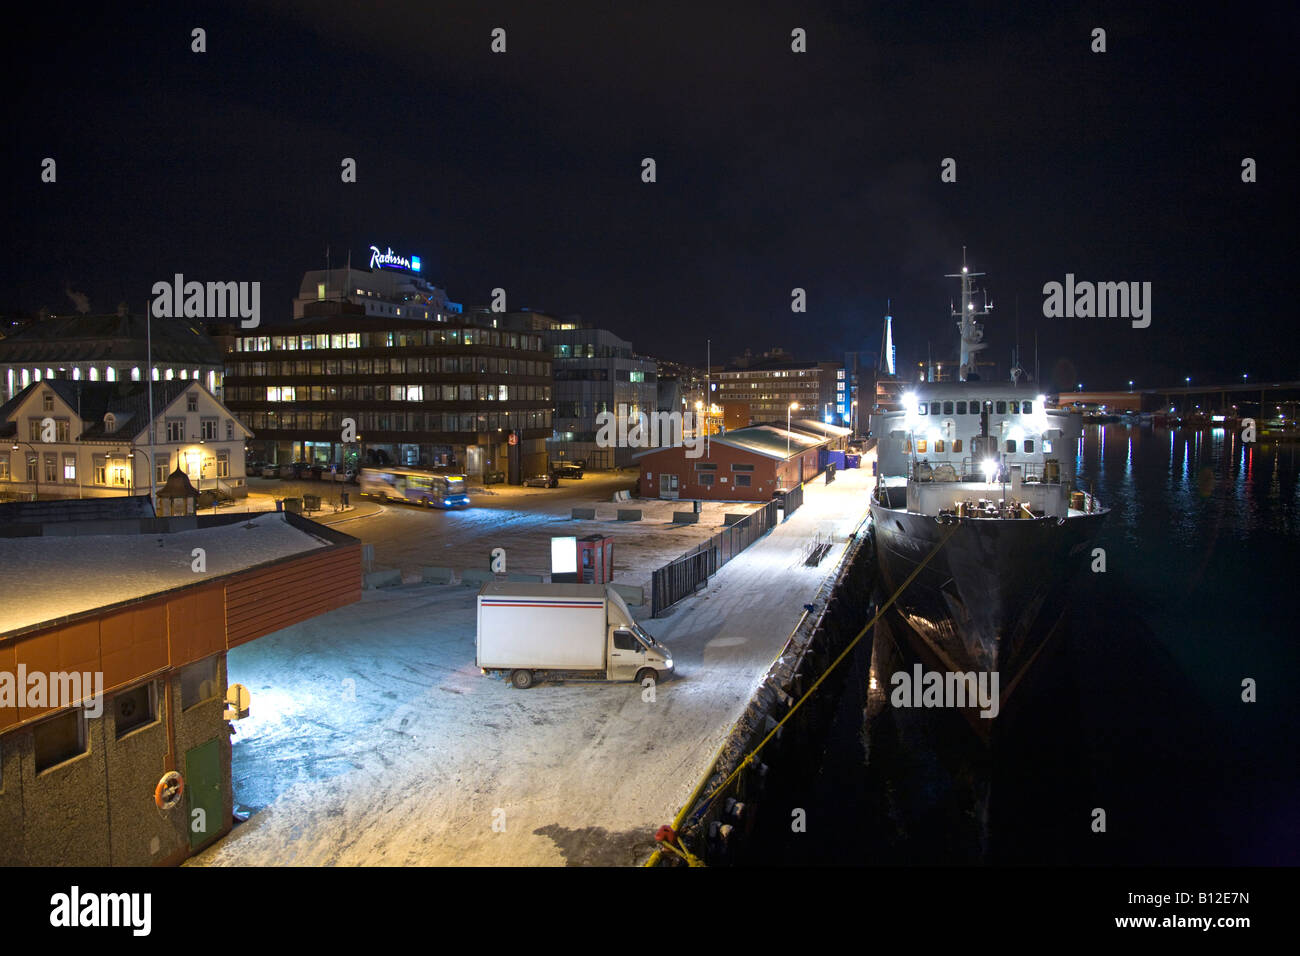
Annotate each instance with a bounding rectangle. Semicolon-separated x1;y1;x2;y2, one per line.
651;499;780;616
782;483;804;517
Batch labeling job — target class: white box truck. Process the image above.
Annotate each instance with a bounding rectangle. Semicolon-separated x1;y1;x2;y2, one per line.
476;582;674;688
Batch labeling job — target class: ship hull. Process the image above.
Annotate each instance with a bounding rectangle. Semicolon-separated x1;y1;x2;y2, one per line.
870;501;1106;718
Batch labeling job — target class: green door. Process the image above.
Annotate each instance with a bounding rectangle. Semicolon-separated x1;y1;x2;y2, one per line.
185;739;223;851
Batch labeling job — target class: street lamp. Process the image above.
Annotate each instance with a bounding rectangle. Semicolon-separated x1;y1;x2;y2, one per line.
11;441;38;500
128;446;153;507
787;401;799;457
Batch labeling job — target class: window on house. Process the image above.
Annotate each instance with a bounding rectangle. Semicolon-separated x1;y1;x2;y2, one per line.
63;455;76;481
216;452;229;478
34;710;86;773
156;460;169;484
187;394;198;412
94;457;107;484
114;682;156;738
180;657;220;710
1024;439;1035;453
731;464;754;471
698;473;715;487
1006;440;1017;453
42;394;54;411
44;455;56;483
200;419;218;440
56;420;69;442
166;420;184;442
226;419;234;440
735;474;752;487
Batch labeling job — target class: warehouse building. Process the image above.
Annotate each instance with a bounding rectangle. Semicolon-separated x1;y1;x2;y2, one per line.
634;423;837;501
0;502;361;865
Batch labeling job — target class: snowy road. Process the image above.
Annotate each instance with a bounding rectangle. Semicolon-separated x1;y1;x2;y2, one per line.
188;461;874;866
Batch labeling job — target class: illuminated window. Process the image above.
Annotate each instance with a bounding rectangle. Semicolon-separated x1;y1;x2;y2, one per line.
953;439;963;453
317;282;326;300
935;440;945;453
917;439;928;453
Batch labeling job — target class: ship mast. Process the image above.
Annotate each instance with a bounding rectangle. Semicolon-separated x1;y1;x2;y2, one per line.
944;246;991;382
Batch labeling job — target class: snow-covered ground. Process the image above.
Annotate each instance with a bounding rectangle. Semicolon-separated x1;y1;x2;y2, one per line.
188;460;875;866
0;513;326;634
276;471;765;589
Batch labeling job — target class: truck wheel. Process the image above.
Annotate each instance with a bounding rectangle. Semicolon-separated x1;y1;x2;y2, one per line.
636;668;658;684
511;669;535;689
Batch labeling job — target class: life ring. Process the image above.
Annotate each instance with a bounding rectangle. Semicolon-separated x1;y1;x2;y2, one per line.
155;770;184;810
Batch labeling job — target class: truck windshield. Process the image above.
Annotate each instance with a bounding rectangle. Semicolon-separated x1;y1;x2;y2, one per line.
632;624;657;646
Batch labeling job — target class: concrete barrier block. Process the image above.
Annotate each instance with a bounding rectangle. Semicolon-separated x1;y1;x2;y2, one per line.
610;583;645;606
460;568;496;588
672;511;700;524
571;507;597;519
365;569;403;589
421;566;455;584
616;509;642;521
724;513;747;526
612;490;631;502
506;572;544;582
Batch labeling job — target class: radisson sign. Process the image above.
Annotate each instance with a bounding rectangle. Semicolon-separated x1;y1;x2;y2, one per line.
369;245;421;273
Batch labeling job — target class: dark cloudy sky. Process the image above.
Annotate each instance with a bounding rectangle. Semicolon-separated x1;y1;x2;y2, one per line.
3;1;1296;391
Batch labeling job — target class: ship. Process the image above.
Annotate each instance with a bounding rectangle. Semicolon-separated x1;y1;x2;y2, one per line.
867;251;1108;733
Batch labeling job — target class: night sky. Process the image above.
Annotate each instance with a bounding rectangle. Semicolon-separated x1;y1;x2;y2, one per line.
4;1;1296;391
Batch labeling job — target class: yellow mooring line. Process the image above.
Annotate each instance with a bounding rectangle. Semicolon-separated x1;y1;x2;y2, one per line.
646;519;959;866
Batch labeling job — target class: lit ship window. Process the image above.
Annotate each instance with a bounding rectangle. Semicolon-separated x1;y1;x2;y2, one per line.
917;439;928;453
918;402;927;415
935;439;945;453
953;439;963;453
1008;400;1019;413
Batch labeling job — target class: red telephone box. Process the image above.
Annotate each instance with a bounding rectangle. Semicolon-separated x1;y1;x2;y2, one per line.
577;534;614;584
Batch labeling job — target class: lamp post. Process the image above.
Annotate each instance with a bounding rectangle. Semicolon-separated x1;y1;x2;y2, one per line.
12;440;39;500
128;446;153;507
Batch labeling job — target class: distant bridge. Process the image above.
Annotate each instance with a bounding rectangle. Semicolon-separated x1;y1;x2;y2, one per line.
1067;381;1300;414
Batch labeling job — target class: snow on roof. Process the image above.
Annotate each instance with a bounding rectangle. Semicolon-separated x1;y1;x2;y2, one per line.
0;513;328;636
710;425;824;460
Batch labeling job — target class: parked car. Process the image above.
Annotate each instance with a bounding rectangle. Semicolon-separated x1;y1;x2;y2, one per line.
553;462;584;479
524;473;559;488
278;464;294;479
482;470;506;485
261;465;279;478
